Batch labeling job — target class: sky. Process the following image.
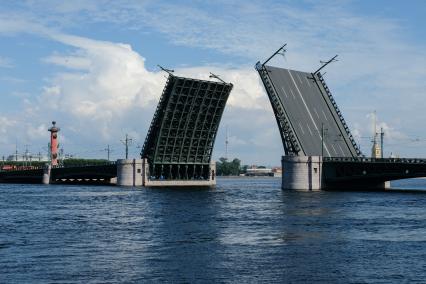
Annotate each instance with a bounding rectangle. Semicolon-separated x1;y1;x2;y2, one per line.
0;0;426;166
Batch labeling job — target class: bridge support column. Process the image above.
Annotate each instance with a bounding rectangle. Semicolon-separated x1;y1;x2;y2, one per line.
42;164;51;185
117;159;143;187
282;156;323;191
142;159;216;187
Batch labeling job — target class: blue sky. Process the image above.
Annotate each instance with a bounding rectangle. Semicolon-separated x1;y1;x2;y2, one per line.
0;1;426;165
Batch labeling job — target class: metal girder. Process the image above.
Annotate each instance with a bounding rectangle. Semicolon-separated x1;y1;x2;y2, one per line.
141;74;233;180
314;72;362;157
255;62;302;156
323;157;426;188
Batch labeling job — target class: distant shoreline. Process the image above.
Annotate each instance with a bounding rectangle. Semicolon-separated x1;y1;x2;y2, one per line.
216;175;281;179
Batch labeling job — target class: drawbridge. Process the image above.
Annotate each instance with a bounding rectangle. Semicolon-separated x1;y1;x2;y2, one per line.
256;45;426;190
141;71;233;181
256;60;361;158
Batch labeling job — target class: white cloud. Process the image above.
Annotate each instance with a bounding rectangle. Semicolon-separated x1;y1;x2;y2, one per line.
41;35;167;117
26;123;48;140
43;53;91;70
228;135;247;146
0;117;16;146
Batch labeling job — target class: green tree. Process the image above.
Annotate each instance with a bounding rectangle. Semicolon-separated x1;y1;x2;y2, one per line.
216;157;241;176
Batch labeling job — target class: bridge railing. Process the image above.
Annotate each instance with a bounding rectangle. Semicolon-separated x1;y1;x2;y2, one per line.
316;72;362;157
51;161;117;169
141;74;172;159
256;62;301;155
324;157;426;164
1;161;117;171
0;165;45;172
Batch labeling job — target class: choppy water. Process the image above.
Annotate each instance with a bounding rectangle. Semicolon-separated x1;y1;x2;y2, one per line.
0;178;425;283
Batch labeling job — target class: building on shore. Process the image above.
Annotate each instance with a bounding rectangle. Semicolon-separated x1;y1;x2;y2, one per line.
245;166;282;177
5;153;49;162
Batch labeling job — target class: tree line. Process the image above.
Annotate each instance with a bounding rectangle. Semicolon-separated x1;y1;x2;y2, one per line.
216;157;249;176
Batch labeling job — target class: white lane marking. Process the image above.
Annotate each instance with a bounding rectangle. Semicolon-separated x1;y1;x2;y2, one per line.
297;73;303;85
299;122;305;135
331;144;338;155
281;86;289;98
314;108;320;119
322;109;328;121
304;76;311;86
289;88;296;99
288;70;331;156
306;123;313;136
338;144;345;156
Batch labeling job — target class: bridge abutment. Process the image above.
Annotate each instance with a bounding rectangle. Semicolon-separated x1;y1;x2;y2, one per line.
282;156;323;191
116;159;143;186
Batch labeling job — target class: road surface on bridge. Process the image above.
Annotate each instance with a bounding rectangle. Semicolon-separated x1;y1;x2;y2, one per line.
264;65;359;157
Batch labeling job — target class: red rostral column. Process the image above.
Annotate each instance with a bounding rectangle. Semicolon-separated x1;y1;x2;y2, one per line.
48;121;60;166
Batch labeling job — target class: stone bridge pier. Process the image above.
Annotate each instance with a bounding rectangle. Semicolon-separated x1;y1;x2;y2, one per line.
282;156;323;191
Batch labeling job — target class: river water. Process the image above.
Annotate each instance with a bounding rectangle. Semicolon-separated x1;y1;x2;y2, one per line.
0;178;425;283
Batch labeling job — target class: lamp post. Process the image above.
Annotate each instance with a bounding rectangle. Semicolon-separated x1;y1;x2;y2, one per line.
321;123;325;157
321;123;328;158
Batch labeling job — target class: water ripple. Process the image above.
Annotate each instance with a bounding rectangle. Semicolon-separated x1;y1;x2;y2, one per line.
0;178;425;283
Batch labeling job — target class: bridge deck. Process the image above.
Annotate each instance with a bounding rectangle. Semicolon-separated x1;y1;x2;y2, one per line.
259;65;360;157
0;163;117;184
141;74;233;180
323;157;426;189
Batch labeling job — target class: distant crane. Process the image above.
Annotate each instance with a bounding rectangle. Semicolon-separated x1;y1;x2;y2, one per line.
121;134;132;159
225;125;229;160
380;127;385;158
15;141;18;162
24;144;30;166
104;144;112;161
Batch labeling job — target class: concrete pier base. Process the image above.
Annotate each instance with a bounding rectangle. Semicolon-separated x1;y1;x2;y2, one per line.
42;165;51;185
282;156;323;191
116;159;143;186
282;155;393;191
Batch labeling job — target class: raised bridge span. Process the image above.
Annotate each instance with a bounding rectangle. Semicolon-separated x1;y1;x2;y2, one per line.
141;72;233;182
256;48;426;190
257;63;361;158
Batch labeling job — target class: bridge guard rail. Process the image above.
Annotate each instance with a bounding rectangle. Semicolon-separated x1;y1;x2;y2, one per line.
255;62;302;156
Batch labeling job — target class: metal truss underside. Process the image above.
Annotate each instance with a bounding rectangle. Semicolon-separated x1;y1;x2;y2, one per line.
141;74;233;180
